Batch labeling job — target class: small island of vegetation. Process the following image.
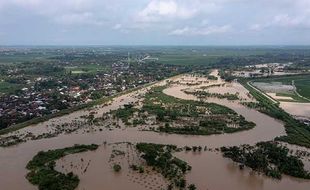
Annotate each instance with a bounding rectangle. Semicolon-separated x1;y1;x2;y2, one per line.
221;141;310;179
136;143;192;189
26;144;98;190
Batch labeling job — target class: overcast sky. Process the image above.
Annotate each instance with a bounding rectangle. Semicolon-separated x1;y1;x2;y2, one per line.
0;0;309;45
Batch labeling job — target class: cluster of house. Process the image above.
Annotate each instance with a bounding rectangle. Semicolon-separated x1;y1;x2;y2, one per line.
0;61;179;129
232;62;297;78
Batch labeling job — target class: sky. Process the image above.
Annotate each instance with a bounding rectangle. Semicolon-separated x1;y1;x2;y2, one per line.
0;0;309;45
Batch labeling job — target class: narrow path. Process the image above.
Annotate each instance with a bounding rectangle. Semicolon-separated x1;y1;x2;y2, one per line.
247;81;278;104
292;80;310;102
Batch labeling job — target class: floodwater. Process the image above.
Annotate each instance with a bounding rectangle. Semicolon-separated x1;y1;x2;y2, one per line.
0;70;309;190
267;92;294;100
55;143;169;190
176;151;310;190
252;82;294;94
163;85;286;145
280;102;310;118
204;82;254;101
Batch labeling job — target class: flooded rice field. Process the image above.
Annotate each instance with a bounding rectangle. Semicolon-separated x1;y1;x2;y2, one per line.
0;70;309;190
252;82;295;94
280;102;310;118
251;81;310;118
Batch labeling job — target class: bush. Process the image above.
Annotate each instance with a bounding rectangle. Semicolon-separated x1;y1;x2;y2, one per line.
113;164;122;172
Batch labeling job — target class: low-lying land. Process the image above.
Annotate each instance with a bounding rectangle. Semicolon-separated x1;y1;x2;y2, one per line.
1;47;310;190
136;143;194;189
111;86;255;135
240;79;310;148
221;141;310;179
26;144;98;190
184;89;239;101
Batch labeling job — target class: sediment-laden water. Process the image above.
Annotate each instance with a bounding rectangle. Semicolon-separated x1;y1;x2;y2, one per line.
0;70;309;190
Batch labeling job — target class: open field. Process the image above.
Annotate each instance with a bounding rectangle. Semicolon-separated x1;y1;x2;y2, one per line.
146;46;310;67
0;54;50;64
65;64;110;74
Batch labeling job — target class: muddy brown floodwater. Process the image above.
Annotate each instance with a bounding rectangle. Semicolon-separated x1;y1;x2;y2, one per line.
55;143;169;190
280;102;310;118
175;151;310;190
0;70;309;190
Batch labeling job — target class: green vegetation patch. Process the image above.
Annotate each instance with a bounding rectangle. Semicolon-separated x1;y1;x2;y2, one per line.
0;81;22;94
143;86;236;116
221;142;310;179
26;144;98;190
112;104;139;124
143;86;254;135
113;164;122;172
295;78;310;100
186;90;239;100
207;75;218;80
136;143;191;189
159;116;255;135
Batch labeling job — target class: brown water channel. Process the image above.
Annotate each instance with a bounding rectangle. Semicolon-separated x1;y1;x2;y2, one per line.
0;73;309;190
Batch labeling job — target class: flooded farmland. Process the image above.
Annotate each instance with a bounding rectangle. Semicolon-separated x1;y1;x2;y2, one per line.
251;80;310;119
0;70;309;190
280;102;310;118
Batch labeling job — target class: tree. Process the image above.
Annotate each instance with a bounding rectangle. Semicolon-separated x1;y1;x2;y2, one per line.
113;164;121;172
188;184;197;190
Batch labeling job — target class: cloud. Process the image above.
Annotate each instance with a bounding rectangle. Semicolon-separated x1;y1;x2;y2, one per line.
112;23;122;30
248;0;310;31
249;24;265;31
135;0;223;23
169;25;231;36
250;13;310;31
136;0;197;22
54;12;104;26
1;0;310;45
272;14;309;28
0;0;104;26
